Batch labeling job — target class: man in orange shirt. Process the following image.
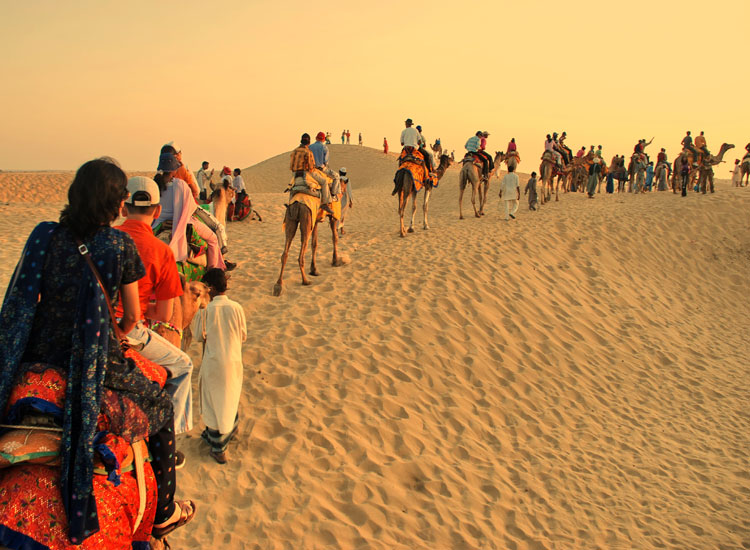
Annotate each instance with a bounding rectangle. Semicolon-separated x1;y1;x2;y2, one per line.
117;176;195;462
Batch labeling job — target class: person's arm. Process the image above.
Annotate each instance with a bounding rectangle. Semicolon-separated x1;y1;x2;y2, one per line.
145;298;174;323
190;309;206;343
239;307;247;343
118;281;140;335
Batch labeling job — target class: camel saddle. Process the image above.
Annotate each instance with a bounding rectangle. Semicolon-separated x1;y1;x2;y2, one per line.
462;152;484;169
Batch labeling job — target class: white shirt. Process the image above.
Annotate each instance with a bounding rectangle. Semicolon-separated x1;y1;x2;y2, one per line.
499;173;520;199
400;127;420;148
232;175;245;193
197;168;212;191
192;295;247;434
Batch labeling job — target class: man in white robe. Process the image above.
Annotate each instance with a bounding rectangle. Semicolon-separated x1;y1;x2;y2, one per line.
191;268;247;464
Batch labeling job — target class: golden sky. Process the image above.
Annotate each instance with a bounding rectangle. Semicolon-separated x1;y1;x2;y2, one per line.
1;0;748;176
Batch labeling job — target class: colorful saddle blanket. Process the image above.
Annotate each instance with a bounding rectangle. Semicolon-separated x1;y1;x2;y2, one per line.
0;350;166;549
398;149;432;192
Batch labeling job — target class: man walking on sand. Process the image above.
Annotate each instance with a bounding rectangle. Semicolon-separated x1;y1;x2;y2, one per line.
499;164;520;220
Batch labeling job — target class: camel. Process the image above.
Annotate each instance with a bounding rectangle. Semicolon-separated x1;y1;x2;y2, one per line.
741;152;750;186
671;143;735;192
211;182;234;224
539;151;566;203
430;140;443;161
458;152;498;219
273;191;344;295
397;154;452;235
653;162;670;191
503;150;520;172
153;278;210;350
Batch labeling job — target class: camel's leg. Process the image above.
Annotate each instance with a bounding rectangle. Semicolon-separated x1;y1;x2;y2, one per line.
273;211;298;296
330;216;341;266
423;187;432;230
459;184;465;219
471;182;480;218
309;219;320;276
299;214;312;285
398;188;408;237
555;177;560;201
412;190;419;229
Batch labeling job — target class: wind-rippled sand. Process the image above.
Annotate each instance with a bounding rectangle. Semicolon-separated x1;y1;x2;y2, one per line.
1;146;748;549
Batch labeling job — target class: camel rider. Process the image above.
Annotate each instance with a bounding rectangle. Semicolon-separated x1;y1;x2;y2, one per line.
507;138;517;153
544;134;562;168
744;142;750;161
310;131;341;201
289;133;334;214
559;131;573;164
161;142;229;255
465;131;491;179
415;125;435;173
681;131;700;165
479;131;495;177
656;148;672;176
695;131;710;156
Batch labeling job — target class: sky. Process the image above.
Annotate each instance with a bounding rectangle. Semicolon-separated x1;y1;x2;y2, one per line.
1;0;748;176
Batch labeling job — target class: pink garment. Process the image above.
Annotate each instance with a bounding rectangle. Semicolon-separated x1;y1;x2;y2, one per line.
168;178;226;270
168;178;194;263
192;217;225;270
507;141;516;152
576;149;584;158
480;137;487;151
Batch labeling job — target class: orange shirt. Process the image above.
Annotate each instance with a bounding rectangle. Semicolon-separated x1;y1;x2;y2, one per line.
175;164;200;200
116;219;183;321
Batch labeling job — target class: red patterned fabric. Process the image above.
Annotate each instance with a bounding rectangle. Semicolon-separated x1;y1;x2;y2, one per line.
0;463;157;549
0;349;165;549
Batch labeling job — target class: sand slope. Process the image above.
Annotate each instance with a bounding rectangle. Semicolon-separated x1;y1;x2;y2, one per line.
0;149;748;550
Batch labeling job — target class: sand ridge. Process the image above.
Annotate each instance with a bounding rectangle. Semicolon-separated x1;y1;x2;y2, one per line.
0;148;748;550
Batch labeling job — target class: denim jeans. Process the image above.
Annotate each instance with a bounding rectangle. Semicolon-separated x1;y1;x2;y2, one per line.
127;322;194;434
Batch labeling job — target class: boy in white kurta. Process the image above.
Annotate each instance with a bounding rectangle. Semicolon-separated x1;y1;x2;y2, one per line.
192;268;247;464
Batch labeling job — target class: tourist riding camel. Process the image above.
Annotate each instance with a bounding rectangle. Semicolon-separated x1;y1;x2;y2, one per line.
288;133;334;214
0;158;195;548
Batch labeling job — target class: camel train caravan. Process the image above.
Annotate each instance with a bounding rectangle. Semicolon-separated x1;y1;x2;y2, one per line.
273;136;739;295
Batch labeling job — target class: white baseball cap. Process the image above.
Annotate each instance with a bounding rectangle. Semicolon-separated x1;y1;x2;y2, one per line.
126;176;160;206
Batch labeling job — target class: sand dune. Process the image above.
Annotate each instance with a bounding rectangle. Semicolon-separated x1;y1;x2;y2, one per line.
0;148;748;550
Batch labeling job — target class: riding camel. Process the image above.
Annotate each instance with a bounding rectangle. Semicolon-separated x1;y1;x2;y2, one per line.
670;143;735;192
458;151;502;219
539;151;569;202
273;186;344;296
396;153;452;235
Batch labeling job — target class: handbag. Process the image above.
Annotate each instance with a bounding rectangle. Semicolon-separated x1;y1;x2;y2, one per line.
76;239;130;353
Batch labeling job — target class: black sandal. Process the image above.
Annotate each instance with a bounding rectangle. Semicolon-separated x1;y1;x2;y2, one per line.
152;499;196;538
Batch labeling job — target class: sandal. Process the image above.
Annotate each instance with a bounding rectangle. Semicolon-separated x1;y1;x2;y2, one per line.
152;499;196;538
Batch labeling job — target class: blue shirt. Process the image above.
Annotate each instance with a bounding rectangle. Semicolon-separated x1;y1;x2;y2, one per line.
465;136;480;152
309;141;329;168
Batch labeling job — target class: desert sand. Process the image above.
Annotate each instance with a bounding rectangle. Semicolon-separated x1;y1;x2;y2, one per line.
0;145;748;549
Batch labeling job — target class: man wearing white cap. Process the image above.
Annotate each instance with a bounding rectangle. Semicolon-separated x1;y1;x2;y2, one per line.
116;176;195;462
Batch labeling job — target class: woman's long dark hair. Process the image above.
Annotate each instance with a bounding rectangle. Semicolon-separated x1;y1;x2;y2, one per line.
59;157;128;238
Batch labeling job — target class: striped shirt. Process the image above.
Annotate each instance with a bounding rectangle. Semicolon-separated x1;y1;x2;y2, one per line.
290;146;316;172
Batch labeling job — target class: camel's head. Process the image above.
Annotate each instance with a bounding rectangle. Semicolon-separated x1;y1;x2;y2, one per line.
185;280;210;310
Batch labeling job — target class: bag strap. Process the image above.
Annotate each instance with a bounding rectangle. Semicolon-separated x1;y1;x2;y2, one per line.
75;239;127;342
